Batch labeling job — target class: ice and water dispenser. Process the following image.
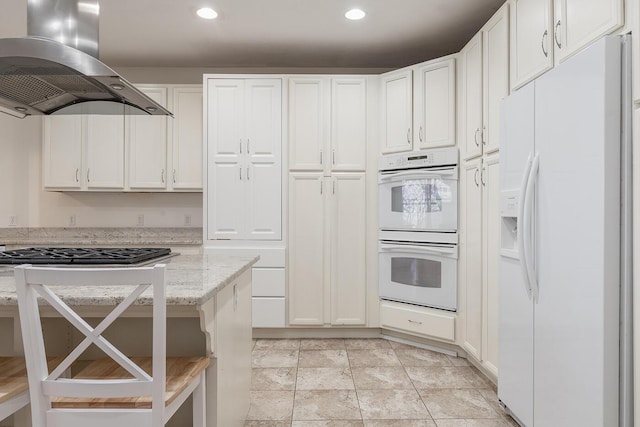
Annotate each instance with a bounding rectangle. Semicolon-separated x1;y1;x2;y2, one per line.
500;190;519;259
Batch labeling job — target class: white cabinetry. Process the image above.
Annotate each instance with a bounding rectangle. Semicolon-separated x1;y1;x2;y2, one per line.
288;173;366;326
214;270;252;427
207;78;282;241
510;0;623;90
128;86;168;189
43;85;203;192
289;77;366;171
414;59;456;150
381;58;456;154
170;86;204;190
461;153;501;377
43;111;125;190
462;3;509;161
380;69;413;154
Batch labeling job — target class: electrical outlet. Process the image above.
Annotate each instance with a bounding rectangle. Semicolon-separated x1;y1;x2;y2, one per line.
69;215;76;227
184;214;192;226
8;215;17;227
137;214;145;227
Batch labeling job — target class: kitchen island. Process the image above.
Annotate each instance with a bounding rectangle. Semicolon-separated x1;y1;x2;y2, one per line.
0;253;257;427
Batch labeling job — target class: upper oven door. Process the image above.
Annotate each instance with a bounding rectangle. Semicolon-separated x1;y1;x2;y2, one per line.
378;166;458;232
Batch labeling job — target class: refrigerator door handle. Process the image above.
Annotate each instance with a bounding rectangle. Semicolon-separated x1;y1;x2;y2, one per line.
518;153;533;297
524;153;540;300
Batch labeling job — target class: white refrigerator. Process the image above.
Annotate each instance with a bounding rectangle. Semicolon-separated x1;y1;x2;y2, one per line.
498;35;631;427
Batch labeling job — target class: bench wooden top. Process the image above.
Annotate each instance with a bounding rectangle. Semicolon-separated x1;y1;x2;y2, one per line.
0;357;63;404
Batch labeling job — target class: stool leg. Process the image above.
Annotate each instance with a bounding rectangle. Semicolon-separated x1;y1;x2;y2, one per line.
192;372;206;427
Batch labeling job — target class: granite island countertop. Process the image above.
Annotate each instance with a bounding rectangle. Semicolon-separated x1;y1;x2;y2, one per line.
0;254;258;307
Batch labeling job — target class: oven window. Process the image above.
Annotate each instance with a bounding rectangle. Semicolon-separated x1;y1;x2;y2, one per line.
391;181;450;214
391;257;442;288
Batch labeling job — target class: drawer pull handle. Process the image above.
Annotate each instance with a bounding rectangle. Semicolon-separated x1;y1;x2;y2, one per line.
408;319;423;325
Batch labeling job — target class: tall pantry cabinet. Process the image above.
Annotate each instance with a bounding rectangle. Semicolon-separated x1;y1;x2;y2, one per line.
288;77;368;326
459;2;509;379
204;76;286;328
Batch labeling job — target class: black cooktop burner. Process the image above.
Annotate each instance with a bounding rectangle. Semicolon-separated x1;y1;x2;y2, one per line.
0;247;172;265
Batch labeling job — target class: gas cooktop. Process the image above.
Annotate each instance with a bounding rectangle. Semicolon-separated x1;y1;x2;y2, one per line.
0;247;172;265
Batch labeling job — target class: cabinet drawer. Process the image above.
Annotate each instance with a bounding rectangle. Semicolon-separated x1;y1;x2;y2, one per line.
253;268;285;297
252;297;286;328
380;300;455;341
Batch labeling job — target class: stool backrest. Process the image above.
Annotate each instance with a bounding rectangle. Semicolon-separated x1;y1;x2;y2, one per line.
14;264;166;426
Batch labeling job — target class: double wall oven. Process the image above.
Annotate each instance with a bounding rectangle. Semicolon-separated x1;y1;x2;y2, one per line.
378;147;458;311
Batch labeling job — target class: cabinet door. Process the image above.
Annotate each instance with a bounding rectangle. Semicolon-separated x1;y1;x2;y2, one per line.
483;4;510;154
462;159;483;360
207;79;245;240
171;86;203;190
380;69;412;154
84;113;125;189
289;78;328;170
556;0;624;63
129;87;168;189
462;33;483;160
510;0;554;91
330;173;366;325
43;116;82;189
289;173;325;325
331;78;366;171
415;58;456;149
482;154;500;377
245;79;282;240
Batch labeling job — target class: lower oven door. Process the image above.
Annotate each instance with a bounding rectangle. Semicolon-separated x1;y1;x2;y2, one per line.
379;241;457;311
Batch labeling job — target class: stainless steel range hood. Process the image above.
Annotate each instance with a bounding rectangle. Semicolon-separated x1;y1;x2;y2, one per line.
0;0;172;118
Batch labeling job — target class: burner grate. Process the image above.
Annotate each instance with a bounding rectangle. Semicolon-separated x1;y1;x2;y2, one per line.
0;248;172;265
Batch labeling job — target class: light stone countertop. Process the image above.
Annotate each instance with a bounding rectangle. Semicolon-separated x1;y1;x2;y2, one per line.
0;254;258;307
0;227;203;246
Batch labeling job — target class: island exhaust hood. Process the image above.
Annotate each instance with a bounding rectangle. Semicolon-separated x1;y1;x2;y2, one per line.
0;0;172;118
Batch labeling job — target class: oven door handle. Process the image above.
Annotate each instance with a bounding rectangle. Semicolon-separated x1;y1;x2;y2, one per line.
380;244;456;256
379;169;456;182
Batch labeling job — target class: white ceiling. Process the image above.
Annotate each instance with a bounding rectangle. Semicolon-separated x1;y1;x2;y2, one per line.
1;0;505;70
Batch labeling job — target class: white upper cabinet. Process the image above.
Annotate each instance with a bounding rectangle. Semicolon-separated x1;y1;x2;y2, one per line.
84;113;125;189
510;0;623;91
331;79;367;171
289;77;366;171
206;78;282;241
483;4;510;154
510;0;554;90
381;58;457;154
289;78;328;170
380;69;413;154
414;58;456;149
171;86;203;190
462;3;509;160
43;85;203;192
128;87;168;189
462;32;484;160
43;115;82;189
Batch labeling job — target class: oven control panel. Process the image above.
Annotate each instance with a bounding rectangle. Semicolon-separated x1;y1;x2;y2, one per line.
379;147;458;171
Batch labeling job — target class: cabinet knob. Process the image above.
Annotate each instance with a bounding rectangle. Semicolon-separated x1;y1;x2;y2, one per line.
419;126;423;143
247;139;250;154
239;139;242;154
75;168;79;183
332;149;336;165
481;167;486;186
86;168;90;183
474;168;480;187
541;29;549;58
407;128;411;144
320;150;323;165
554;20;562;49
474;128;480;147
482;126;487;145
239;167;242;180
161;169;165;183
173;169;177;184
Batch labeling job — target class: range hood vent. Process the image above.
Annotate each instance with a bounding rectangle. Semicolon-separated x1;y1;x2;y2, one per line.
0;0;172;118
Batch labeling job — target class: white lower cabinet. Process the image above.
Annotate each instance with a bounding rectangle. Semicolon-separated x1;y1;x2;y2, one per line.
214;269;252;427
252;268;286;327
380;300;456;341
461;153;500;377
289;172;366;326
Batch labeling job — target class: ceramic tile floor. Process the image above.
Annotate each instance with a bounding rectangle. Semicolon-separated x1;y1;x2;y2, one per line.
245;338;519;427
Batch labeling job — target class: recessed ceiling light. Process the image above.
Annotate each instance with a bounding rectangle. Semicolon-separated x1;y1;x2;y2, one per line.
197;7;218;19
345;8;366;20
